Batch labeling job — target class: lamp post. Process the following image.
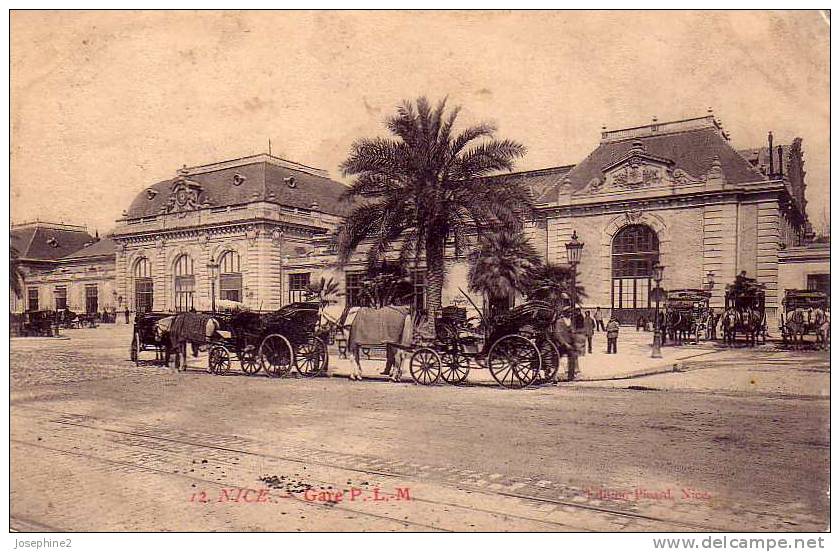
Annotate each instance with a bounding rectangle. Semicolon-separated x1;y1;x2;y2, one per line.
565;231;584;380
207;261;219;312
651;262;665;358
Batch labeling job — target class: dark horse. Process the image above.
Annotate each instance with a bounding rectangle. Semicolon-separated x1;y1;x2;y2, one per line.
722;308;762;347
156;312;222;371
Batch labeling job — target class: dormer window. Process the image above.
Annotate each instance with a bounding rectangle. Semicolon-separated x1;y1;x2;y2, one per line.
146;189;158;200
46;237;59;248
232;173;246;186
285;176;296;188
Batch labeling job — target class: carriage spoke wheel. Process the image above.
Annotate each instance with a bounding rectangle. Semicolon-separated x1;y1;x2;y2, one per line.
208;345;232;375
440;350;470;385
536;339;561;384
295;337;328;377
409;348;442;385
259;334;294;378
131;332;140;365
488;334;541;389
239;348;260;375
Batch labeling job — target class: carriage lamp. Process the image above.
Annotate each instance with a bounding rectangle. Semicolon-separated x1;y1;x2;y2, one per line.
706;270;715;291
651;262;665;358
565;231;584;381
207;261;220;312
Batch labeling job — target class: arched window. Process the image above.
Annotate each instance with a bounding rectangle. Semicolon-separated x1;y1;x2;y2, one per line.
218;250;242;302
611;225;659;323
133;257;154;313
174;254;195;311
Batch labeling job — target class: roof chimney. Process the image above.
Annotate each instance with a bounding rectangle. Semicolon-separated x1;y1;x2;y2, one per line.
767;131;774;177
777;145;784;178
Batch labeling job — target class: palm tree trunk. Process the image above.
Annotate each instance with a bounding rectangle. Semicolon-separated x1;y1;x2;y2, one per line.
424;235;446;332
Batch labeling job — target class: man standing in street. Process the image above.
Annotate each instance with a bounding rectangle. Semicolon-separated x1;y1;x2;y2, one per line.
594;307;605;332
124;307;130;324
606;317;620;354
583;310;595;354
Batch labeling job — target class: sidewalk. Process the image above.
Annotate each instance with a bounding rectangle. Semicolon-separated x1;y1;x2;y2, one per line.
323;329;726;384
574;329;722;381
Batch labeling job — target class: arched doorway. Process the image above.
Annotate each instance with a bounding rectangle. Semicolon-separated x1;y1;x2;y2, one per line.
173;254;195;311
133;257;154;313
611;224;659;324
218;250;242;302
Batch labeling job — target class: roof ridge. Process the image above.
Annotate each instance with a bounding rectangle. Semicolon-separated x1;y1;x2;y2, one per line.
483;164;576;179
23;227;38;258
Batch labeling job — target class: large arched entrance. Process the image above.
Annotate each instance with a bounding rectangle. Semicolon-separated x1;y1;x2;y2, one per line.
611;224;659;324
133;257;154;313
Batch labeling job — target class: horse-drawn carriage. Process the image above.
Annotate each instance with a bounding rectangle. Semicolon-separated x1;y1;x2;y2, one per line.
664;289;711;344
722;275;767;346
405;299;569;389
205;302;329;377
132;302;329;377
131;311;175;365
780;289;829;348
18;310;58;337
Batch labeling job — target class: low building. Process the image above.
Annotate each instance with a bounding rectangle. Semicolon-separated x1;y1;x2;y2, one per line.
10;221;117;314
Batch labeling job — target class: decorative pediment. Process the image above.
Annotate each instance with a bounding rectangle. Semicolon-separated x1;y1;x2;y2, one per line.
578;140;708;195
164;177;204;216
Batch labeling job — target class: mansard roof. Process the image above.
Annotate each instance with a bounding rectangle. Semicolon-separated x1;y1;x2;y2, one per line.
60;236;117;260
563;117;766;192
125;154;351;220
11;222;95;261
480;165;576;204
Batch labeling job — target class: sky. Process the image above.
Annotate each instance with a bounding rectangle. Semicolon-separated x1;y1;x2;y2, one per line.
10;10;830;234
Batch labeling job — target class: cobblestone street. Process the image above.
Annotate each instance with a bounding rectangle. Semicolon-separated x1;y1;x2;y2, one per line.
11;324;830;531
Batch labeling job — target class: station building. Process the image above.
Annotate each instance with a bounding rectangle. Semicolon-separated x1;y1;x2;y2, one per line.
12;114;828;332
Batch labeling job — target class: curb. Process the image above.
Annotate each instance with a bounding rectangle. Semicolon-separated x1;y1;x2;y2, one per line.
575;349;725;382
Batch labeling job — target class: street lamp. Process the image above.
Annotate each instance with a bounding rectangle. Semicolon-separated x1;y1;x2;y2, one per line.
565;231;584;380
706;270;715;292
651;262;665;358
207;261;220;312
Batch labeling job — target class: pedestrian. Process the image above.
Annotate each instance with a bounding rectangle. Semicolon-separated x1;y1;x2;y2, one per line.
582;310;595;354
606;317;620;354
552;314;576;382
124;307;130;324
594;307;606;332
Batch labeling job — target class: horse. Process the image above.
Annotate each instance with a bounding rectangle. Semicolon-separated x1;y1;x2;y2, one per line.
740;307;763;347
665;310;683;345
721;308;738;346
345;305;413;381
156;312;222;371
782;308;807;350
817;310;830;350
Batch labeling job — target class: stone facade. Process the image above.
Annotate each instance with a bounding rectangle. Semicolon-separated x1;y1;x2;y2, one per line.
111;155;346;313
13;115;824;333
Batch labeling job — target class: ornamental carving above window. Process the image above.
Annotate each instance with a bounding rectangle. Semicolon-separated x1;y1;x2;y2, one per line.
164;177;204;216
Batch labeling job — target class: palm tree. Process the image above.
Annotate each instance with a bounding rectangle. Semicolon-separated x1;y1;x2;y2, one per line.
335;96;532;322
468;230;541;318
525;262;587;314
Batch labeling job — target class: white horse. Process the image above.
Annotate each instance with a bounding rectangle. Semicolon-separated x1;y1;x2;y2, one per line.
344;306;413;381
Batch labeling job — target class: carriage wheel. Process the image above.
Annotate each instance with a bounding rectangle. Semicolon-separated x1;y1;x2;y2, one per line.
130;332;140;365
488;334;541;389
295;337;328;377
208;345;232;375
536;339;562;384
409;348;442;385
239;348;260;375
259;334;294;378
440;350;470;385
